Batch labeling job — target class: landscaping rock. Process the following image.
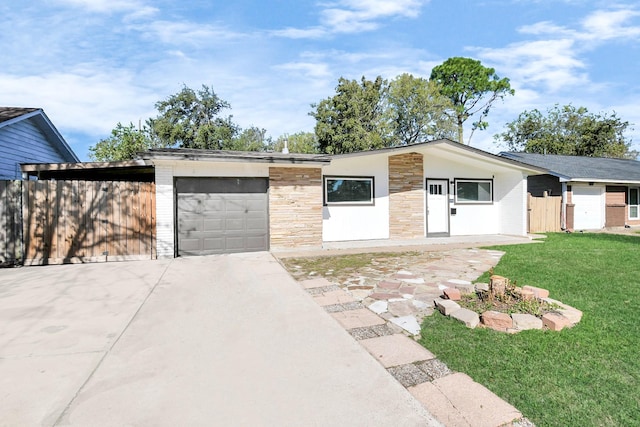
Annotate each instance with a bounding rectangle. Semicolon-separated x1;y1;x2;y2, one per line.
443;287;461;301
434;299;461;316
377;280;401;289
368;300;388;314
490;275;507;296
455;283;475;295
389;315;421;335
557;306;583;324
519;289;535;301
450;308;480;328
542;298;583;324
542;312;572;331
481;311;513;331
523;285;549;299
511;313;543;330
474;282;489;292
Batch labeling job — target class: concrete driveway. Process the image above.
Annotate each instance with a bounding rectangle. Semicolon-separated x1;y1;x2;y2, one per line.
0;253;439;426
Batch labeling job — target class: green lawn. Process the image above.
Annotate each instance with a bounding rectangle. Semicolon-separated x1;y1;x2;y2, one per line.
419;233;640;426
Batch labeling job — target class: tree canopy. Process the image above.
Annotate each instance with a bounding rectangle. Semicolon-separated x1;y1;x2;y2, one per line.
89;122;153;162
90;85;277;161
309;74;461;154
310;76;389;154
495;104;637;159
269;132;320;154
386;73;457;145
148;84;239;150
430;57;514;145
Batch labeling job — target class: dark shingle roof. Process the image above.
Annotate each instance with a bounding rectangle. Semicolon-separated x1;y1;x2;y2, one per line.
500;152;640;182
0;107;39;123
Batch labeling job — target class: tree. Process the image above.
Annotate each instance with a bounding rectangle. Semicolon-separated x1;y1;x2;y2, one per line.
148;84;240;149
496;104;637;159
269;132;320;154
385;73;457;145
310;76;390;154
89;122;153;161
230;126;271;151
430;57;514;145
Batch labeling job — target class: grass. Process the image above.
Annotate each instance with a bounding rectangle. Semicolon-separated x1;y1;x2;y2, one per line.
419;233;640;426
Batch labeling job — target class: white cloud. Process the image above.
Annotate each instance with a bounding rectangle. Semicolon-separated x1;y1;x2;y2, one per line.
472;7;640;94
579;8;640;41
274;0;428;38
271;27;328;39
475;39;588;92
55;0;153;14
130;20;247;46
0;70;157;138
274;62;332;80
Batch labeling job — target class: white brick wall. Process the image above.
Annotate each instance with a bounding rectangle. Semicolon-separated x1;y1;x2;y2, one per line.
154;164;175;258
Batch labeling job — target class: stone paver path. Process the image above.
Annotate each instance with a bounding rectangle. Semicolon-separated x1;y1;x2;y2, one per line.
297;248;534;427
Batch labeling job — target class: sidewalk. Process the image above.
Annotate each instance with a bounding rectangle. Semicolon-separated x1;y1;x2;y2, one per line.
289;246;534;427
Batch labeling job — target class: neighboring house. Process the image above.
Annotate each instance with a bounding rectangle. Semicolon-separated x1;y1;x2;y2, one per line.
140;139;544;258
500;152;640;230
0;107;79;180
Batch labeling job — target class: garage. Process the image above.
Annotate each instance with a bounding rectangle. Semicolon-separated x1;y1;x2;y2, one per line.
176;177;269;256
572;185;604;230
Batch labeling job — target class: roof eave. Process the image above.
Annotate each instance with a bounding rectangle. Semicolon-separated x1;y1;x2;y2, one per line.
142;152;332;165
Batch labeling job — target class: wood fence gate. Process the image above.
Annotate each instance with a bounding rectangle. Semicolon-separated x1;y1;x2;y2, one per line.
528;192;562;233
0;180;156;266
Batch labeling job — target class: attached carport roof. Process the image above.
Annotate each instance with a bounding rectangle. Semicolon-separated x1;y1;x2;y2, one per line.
21;160;154;181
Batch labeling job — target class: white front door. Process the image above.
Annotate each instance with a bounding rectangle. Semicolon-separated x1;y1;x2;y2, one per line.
573;185;604;230
426;179;449;236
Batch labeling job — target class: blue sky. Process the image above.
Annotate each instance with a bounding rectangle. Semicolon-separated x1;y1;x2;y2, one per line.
2;0;640;160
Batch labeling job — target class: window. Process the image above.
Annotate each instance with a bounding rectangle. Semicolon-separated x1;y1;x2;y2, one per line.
630;188;639;219
324;176;374;205
455;179;493;204
429;183;443;195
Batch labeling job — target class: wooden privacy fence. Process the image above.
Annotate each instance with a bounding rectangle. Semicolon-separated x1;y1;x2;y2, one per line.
0;180;22;264
0;180;156;265
528;192;562;233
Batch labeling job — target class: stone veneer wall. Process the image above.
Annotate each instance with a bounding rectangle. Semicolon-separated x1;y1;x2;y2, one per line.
269;167;323;248
389;153;424;239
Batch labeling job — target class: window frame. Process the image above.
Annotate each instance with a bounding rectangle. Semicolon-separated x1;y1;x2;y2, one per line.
323;176;375;206
629;187;639;219
454;178;494;205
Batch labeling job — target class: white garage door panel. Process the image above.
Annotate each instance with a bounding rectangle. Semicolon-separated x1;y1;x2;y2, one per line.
176;178;269;256
573;186;603;230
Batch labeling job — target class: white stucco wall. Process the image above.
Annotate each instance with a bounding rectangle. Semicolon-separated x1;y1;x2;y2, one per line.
424;155;499;235
495;171;528;236
321;155;390;242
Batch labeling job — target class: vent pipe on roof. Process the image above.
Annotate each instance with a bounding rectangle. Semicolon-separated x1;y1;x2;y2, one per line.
282;139;289;154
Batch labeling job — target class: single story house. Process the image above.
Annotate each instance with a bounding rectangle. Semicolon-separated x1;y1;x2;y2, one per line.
500;152;640;230
0;107;79;179
141;139;545;258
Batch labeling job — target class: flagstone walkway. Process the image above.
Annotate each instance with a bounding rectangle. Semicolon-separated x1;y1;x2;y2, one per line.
296;248;535;427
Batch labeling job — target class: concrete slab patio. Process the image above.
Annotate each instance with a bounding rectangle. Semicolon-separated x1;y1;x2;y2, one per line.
0;253;440;426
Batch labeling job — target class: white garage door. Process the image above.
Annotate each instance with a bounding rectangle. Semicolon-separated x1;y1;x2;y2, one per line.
573;185;604;230
176;178;269;256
